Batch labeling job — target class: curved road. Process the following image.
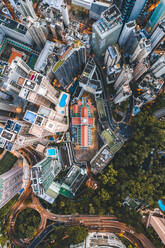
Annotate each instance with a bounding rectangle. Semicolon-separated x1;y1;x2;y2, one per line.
9;186;155;248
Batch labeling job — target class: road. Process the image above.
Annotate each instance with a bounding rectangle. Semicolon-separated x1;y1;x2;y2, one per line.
26;215;155;248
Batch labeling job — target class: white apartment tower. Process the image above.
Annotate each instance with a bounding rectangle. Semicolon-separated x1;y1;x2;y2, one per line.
150;55;165;78
114;65;133;90
114;83;132;104
0;165;23;209
16;0;37;19
130;38;151;63
24;17;47;50
149;18;165;51
92;5;123;57
118;20;136;47
104;45;121;68
2;57;70;150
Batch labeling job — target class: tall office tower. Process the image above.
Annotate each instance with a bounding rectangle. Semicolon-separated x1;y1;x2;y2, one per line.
114;83;132;104
132;60;149;81
120;0;148;23
31;156;62;203
114;64;133;90
0;89;15;120
106;64;121;84
61;5;69;26
104;45;121;68
92;5;123;58
0;119;43;151
145;0;165;34
39;4;54;20
150;55;165;78
52;46;86;89
72;0;94;9
130;38;151;63
0;103;21;114
118;20;136;47
0;14;33;46
124;29;149;56
137;0;159;28
3;57;70;141
16;0;37;19
40;0;69;26
24;16;47;50
149;18;165;50
34;40;55;73
0;164;23;209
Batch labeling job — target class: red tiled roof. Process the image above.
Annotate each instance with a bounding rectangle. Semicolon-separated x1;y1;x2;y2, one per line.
81;106;88;117
72;104;79;114
72;117;81;125
88;118;94;125
72;102;95;147
8;48;24;64
81;125;88;147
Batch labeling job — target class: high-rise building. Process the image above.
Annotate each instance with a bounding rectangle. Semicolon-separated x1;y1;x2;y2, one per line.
24;16;47;50
114;64;133;90
104;45;121;68
0;164;23;209
72;0;94;9
89;1;110;21
2;57;70;149
132;60;149;81
120;0;148;23
0;14;33;46
118;20;136;47
60;165;87;198
150;55;165;78
114;82;132;104
31;156;62;203
16;0;37;19
40;0;69;26
149;18;165;50
137;0;159;28
130;38;151;63
92;5;123;58
52;46;86;89
34;40;55;73
0;118;44;151
145;0;165;34
61;4;69;26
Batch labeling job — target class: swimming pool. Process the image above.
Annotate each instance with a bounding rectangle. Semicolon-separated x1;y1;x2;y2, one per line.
158;199;165;211
59;93;67;108
47;148;56;156
24;111;37;124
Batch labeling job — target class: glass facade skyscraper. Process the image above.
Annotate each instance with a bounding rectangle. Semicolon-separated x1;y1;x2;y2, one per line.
145;0;165;33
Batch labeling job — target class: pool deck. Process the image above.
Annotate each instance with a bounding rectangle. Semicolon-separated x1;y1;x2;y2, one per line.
56;92;70;116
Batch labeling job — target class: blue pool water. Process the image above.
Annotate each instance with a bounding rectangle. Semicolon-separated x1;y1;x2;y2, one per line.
59;94;67;108
24;111;37;124
48;148;56;156
133;106;141;116
158;200;165;211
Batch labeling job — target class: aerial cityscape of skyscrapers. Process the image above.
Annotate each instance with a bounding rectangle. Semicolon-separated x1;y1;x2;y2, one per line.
0;0;164;247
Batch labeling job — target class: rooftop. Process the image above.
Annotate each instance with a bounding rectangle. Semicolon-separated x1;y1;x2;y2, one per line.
0;14;27;34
